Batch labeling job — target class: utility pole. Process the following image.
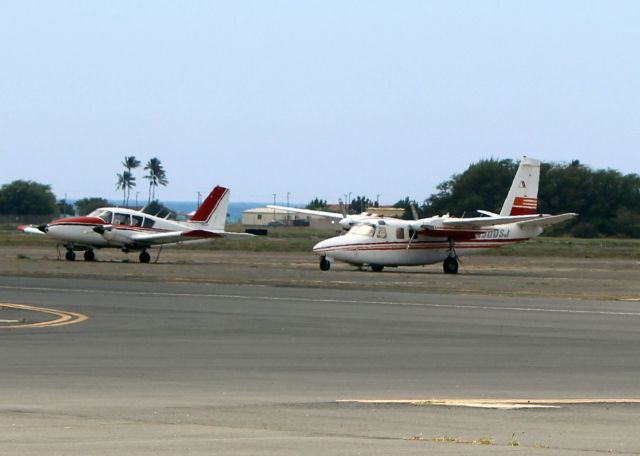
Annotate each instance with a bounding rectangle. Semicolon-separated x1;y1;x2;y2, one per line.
272;193;276;222
286;192;290;226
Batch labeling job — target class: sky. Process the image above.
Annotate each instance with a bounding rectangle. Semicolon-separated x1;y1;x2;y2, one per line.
1;1;639;204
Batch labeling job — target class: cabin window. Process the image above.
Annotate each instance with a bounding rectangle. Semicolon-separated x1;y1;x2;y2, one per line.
257;214;262;220
349;224;375;237
396;227;405;239
376;226;387;239
93;210;112;223
131;215;143;227
114;213;130;225
143;218;155;229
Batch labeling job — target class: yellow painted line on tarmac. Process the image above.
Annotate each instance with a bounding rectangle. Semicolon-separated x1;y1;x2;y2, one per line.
0;303;88;328
337;398;640;409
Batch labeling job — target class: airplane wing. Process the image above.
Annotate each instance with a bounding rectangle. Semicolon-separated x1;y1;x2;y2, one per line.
439;214;549;228
17;225;46;235
266;205;344;220
127;229;254;246
515;213;578;227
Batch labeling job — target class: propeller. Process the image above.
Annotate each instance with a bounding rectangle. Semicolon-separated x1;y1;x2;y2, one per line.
410;202;419;220
37;224;48;233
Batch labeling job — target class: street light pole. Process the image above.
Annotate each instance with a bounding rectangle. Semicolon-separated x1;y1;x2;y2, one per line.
272;193;276;222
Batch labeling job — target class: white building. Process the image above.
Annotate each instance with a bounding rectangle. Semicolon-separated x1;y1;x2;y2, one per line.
242;207;336;229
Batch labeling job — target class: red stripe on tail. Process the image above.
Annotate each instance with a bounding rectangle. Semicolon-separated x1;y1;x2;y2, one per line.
190;186;227;222
511;196;538;215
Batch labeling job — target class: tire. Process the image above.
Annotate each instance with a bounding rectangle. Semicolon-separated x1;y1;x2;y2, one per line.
84;250;95;261
443;257;458;274
65;250;76;261
139;251;151;263
371;264;384;272
319;257;330;271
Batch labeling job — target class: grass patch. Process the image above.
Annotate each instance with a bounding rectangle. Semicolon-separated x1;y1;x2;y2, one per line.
473;437;495;445
432;435;459;443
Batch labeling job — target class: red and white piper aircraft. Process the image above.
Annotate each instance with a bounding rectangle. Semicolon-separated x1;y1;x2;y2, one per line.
313;157;577;273
18;186;253;263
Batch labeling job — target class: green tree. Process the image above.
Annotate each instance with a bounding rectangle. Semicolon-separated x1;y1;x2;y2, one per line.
143;200;174;219
0;180;57;215
349;195;375;214
423;158;517;217
306;198;328;211
75;197;108;215
393;197;421;220
57;199;75;216
144;158;168;204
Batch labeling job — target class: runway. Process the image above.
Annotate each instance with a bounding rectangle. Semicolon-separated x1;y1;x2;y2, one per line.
2;275;640;454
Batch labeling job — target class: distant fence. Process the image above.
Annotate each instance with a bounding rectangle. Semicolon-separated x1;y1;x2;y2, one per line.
0;214;55;225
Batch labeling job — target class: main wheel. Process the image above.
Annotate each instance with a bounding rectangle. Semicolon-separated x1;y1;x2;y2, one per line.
139;251;151;263
319;257;330;271
443;256;458;274
65;250;76;261
84;249;95;261
371;264;384;272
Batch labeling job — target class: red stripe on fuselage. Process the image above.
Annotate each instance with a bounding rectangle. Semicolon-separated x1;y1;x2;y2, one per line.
314;238;527;254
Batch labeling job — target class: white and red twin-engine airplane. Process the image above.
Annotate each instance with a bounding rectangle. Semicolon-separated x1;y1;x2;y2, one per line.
313;157;577;273
18;186;253;263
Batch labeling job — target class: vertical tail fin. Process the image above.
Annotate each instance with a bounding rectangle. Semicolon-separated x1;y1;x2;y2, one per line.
500;157;540;216
189;186;230;230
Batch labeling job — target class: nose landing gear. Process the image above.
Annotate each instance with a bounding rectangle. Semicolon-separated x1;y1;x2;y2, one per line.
319;256;330;271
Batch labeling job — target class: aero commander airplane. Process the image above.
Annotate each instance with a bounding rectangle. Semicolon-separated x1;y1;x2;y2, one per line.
18;186;253;263
311;157;577;273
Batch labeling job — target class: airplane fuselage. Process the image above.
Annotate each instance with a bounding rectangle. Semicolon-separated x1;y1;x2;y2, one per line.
44;209;189;250
313;219;543;268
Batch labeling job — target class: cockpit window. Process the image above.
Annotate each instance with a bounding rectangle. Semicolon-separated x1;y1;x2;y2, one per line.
142;218;155;229
91;210;113;223
113;213;130;225
131;215;143;227
348;224;375;237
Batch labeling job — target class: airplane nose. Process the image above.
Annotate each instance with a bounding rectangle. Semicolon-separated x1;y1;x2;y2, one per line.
313;238;332;253
37;224;48;233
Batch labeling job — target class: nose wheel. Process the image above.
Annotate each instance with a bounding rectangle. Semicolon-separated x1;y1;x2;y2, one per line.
65;250;76;261
83;249;95;261
319;256;330;271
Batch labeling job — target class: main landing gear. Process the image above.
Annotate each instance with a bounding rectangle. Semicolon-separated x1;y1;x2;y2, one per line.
442;256;458;274
319;256;330;271
139;251;151;264
84;249;95;261
65;249;76;261
442;236;459;274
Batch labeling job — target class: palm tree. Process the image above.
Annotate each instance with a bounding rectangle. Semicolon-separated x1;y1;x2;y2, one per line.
116;172;127;206
122;156;141;173
121;156;140;207
116;171;136;207
144;158;168;204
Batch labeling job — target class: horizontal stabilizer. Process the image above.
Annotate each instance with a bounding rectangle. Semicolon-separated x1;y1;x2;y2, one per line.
516;213;578;227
